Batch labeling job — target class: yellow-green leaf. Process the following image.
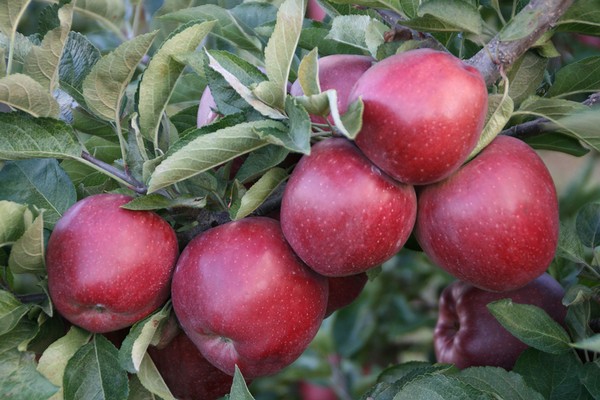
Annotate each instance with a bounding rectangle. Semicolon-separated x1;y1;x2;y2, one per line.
0;73;60;117
8;213;44;274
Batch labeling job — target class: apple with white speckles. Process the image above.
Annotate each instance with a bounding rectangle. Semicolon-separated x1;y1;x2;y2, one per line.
434;273;566;370
348;48;488;185
415;136;559;292
171;217;328;379
280;138;417;277
289;54;373;125
46;193;179;333
325;272;368;317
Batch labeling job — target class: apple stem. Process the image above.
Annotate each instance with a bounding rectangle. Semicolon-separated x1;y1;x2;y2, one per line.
80;151;148;194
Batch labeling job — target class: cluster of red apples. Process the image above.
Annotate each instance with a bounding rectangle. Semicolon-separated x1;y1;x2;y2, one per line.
45;48;565;399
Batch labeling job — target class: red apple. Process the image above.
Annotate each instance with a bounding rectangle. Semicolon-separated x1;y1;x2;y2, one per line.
306;0;327;22
148;330;237;400
46;194;179;333
171;217;328;379
348;48;488;185
434;273;566;370
289;54;373;125
280;138;416;276
325;273;368;317
197;86;219;128
415;136;559;292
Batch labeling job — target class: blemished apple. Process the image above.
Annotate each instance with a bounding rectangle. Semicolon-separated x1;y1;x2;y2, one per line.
280;138;417;276
325;273;368;317
147;330;237;400
415;135;559;292
348;48;488;185
434;273;566;370
171;217;328;379
46;194;179;333
289;54;373;125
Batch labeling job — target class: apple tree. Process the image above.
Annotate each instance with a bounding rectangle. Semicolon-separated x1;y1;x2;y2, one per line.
1;0;600;399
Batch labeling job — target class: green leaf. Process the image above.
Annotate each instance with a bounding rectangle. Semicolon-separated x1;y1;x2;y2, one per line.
160;4;263;54
0;348;59;400
0;200;31;246
0;290;30;335
8;213;45;274
119;304;171;374
253;0;305;110
234;145;289;184
393;373;490;400
332;94;364;139
0;317;38;353
457;367;545;400
256;97;311;154
0;159;76;229
70;0;126;32
575;201;600;248
487;299;572;354
518;97;590;119
513;348;588;400
333;297;376;357
37;326;92;400
135;354;176;400
524;132;590;157
229;366;255;400
230;167;287;220
23;3;73;91
205;50;285;119
546;56;600;98
326;15;388;56
0;113;82;160
469;92;514;159
59;32;101;108
570;334;600;352
543;108;600;153
557;0;600;36
121;193;206;211
399;0;482;34
82;31;157;122
297;48;320;96
0;74;60;117
147;120;282;193
0;0;31;38
499;8;543;41
580;360;600;399
505;51;548;106
556;221;588;264
138;21;215;145
566;301;594;343
63;334;129;400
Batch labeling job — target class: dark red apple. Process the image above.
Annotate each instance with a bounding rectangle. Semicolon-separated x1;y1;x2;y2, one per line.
434;273;566;370
415;135;559;292
148;330;237;400
197;86;219;128
280;138;416;276
46;194;179;333
171;217;328;379
289;54;373;125
348;48;488;185
325;273;368;317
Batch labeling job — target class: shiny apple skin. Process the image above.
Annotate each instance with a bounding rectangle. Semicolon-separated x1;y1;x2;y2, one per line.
171;217;328;379
325;273;368;317
148;331;237;400
46;194;179;333
415;136;559;292
280;138;417;276
434;273;566;370
349;48;488;185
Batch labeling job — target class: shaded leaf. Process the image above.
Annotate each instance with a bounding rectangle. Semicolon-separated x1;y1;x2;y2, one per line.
136;354;175;400
8;213;45;274
546;56;600;98
0;74;60;117
138;21;215;145
63;335;129;400
557;0;600;36
0;159;76;229
406;0;483;35
37;326;92;400
234;145;289;184
505;51;548;106
575;201;600;248
0;200;31;245
499;8;543;41
0;290;30;335
524;132;590;157
487;299;572;354
82;31;157;121
393;373;491;400
59;32;102;107
458;366;545;400
0;348;58;400
580;360;600;399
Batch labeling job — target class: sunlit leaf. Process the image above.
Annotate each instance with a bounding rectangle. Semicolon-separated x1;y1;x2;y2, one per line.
230;167;288;220
0;74;60;118
8;213;45;274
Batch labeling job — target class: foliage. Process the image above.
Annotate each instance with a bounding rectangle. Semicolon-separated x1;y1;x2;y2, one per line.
0;0;599;399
